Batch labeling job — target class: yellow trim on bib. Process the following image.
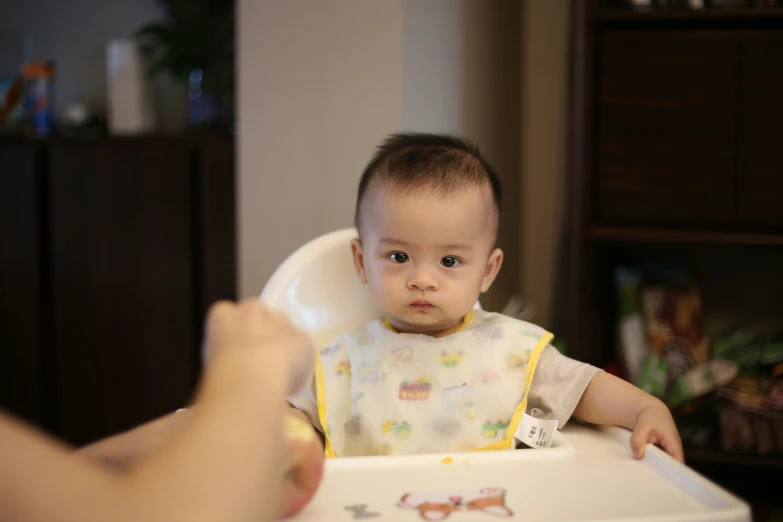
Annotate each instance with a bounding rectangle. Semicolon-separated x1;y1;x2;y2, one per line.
473;330;554;452
314;353;336;458
383;309;475;335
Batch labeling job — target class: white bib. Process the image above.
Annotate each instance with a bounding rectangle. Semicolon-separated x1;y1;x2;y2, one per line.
315;310;553;457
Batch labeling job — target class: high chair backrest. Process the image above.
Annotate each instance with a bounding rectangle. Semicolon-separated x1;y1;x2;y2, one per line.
260;228;483;350
259;228;379;349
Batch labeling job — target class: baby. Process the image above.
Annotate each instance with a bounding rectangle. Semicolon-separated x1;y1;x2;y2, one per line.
288;132;683;461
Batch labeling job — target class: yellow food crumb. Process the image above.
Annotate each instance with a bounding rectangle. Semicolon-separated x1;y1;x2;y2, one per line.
284;414;315;443
382;420;392;433
440;457;454;464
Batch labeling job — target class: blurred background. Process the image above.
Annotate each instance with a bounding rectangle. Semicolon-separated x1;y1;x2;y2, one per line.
1;0;781;519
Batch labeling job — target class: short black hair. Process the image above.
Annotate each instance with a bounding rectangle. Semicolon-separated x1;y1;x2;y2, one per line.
354;132;502;234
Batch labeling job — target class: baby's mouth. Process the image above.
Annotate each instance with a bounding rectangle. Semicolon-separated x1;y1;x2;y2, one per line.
409;299;434;310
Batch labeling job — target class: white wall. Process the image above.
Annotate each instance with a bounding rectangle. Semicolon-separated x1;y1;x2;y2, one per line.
403;0;522;311
403;0;463;133
238;1;526;311
237;0;405;298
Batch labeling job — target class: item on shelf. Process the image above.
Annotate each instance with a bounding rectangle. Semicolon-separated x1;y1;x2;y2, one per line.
61;102;88;127
22;61;54;137
615;268;648;384
0;74;23;132
188;68;219;128
710;0;749;6
622;0;655;8
134;0;234;132
58;101;106;139
106;39;156;135
714;329;783;369
612;0;706;7
717;371;783;455
669;359;739;407
637;279;710;400
674;394;718;447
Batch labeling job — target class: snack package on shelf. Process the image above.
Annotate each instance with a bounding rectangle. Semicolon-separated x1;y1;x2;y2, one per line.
669;360;739;408
633;270;712;403
716;365;783;455
613;266;783;455
614;268;647;384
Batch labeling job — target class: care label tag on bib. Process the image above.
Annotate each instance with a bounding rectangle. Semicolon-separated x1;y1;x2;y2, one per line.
515;413;558;449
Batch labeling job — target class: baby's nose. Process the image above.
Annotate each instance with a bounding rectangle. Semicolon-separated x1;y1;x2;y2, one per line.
407;267;437;290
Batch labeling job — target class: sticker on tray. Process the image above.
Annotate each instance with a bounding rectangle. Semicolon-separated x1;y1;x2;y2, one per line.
344;503;380;519
397;487;512;520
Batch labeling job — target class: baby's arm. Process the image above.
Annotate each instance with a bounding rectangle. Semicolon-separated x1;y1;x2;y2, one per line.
573;372;684;462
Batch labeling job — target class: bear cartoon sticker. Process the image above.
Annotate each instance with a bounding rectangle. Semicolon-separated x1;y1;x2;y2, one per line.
397;487;512;520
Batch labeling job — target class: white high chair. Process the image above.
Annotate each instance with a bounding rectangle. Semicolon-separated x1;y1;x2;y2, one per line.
259;228;376;349
259;229;750;522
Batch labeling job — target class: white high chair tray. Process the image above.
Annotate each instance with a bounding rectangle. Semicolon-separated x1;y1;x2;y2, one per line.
294;424;750;522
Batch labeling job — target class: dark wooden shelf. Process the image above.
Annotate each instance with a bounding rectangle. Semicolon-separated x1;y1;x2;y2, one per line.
685;446;783;470
598;8;783;23
590;225;783;246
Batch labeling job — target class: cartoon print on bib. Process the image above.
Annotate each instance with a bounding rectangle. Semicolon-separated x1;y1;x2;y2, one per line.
399;376;432;400
481;419;510;438
505;353;528;371
335;360;351;376
389;421;412;439
439;350;466;368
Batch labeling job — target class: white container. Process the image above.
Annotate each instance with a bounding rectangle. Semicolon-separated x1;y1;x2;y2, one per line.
106;39;155;135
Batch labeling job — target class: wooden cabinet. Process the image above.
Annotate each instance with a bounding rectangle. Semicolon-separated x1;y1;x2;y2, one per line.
0;143;46;427
737;32;783;227
596;31;737;226
594;27;783;230
49;140;196;444
0;136;235;445
568;0;783;504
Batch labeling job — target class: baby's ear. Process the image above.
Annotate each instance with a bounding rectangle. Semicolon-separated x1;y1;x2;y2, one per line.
480;248;504;293
350;238;368;284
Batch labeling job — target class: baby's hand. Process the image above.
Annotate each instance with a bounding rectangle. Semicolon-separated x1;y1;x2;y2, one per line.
630;401;684;463
278;411;325;518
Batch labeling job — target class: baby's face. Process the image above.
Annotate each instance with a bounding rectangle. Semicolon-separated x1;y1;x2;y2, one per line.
352;185;502;337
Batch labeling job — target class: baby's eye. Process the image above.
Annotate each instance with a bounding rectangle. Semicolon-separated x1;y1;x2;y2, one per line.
441;256;460;268
389;252;409;264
